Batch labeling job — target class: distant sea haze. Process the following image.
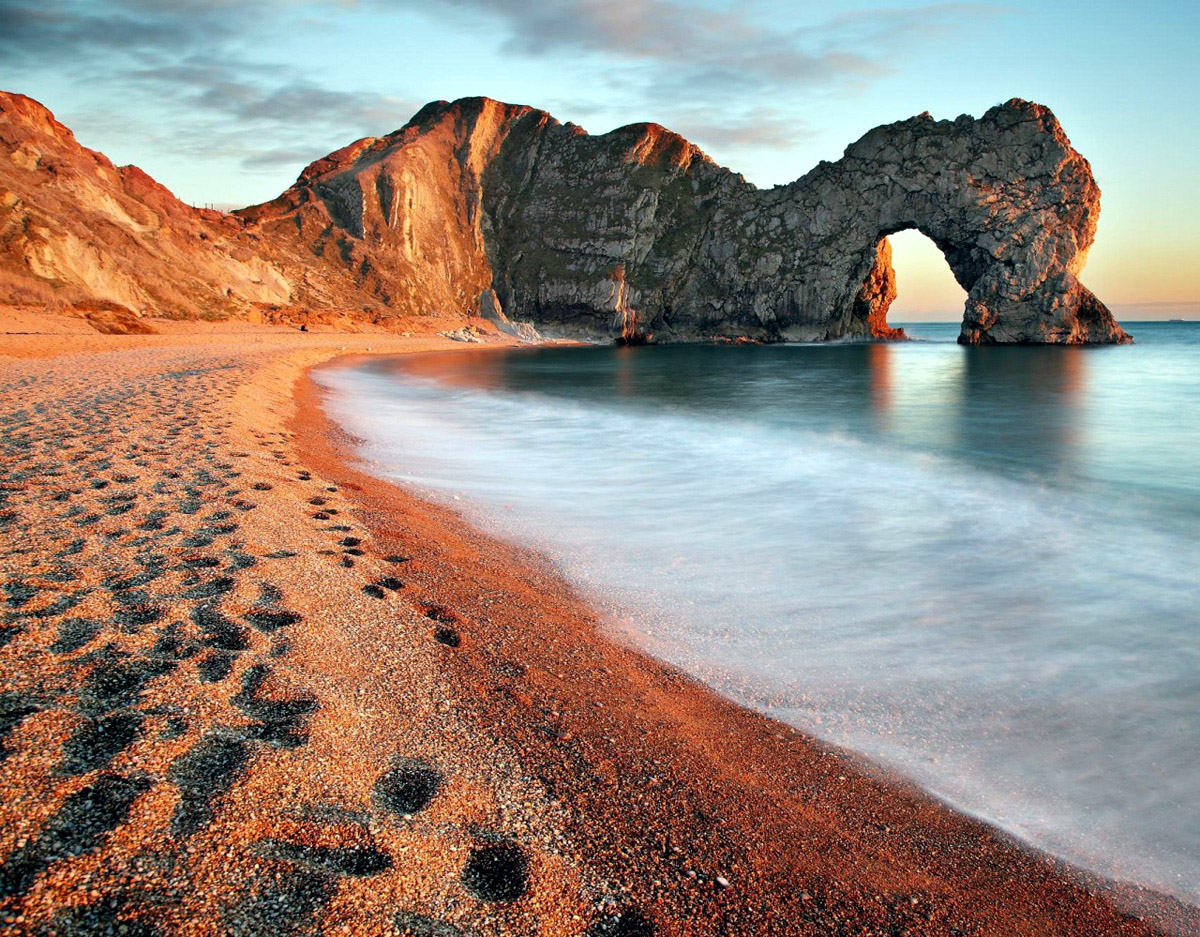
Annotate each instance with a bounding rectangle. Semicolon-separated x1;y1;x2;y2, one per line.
321;321;1200;905
1109;302;1200;320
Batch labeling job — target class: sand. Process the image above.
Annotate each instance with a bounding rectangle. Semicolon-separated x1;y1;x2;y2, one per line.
0;312;1194;937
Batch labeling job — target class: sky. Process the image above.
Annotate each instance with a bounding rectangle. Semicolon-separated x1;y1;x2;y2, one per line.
0;0;1196;320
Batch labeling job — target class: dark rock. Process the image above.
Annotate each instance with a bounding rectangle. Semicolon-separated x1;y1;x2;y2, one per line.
180;554;220;569
228;551;258;569
256;582;284;605
223;870;332;937
160;716;187;739
113;603;165;631
60;711;143;774
49;617;101;653
180;575;235;600
77;656;173;716
3;579;37;608
28;590;88;619
196;650;235;683
231;665;317;748
422;605;457;625
433;626;460;648
0;691;41;761
149;623;200;660
244;609;302;632
394;911;477;937
587;909;655;937
0;773;151;898
193;602;249;651
252;839;392;876
41;894;161;937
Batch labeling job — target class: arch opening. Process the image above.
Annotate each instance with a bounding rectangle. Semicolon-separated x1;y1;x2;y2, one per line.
884;229;969;333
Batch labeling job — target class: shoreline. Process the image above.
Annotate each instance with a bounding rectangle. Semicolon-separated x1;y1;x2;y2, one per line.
0;319;1194;935
297;348;1198;935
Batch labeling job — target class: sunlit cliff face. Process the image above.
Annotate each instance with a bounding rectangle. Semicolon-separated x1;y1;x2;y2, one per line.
610;263;651;345
0;92;1129;344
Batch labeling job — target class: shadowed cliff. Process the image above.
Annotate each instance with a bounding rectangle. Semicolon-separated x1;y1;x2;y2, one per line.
0;91;1129;344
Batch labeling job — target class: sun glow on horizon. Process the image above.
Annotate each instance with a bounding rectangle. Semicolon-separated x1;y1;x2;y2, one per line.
887;230;968;323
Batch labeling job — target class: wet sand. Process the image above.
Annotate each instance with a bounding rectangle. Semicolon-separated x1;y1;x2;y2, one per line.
0;315;1195;936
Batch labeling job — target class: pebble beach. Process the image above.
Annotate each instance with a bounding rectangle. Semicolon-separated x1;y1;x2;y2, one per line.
0;314;1194;937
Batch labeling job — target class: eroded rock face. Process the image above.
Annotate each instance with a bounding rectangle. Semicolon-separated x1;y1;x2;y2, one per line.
0;92;295;319
242;96;1127;344
1;90;1128;344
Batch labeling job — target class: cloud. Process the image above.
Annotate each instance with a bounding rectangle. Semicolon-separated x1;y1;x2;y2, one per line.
386;0;991;98
240;145;331;169
0;0;994;200
379;0;992;168
127;63;418;135
0;0;260;62
669;107;816;152
0;0;419;189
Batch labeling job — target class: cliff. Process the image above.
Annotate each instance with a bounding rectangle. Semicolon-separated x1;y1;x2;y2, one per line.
0;93;294;326
0;91;1129;344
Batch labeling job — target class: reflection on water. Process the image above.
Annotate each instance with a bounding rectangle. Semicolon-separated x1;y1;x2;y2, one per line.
957;346;1088;478
327;323;1200;906
866;341;893;417
387;340;1099;496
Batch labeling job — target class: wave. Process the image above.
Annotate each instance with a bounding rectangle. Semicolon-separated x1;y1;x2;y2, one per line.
319;348;1200;904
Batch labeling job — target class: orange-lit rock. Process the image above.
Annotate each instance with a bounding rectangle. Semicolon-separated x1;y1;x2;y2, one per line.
0;91;1128;344
0;92;295;320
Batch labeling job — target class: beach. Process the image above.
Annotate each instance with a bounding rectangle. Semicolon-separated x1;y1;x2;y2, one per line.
0;314;1194;937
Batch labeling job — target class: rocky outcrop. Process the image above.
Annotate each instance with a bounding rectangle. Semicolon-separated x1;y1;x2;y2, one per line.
1;90;1128;343
0;92;297;320
241;96;1127;344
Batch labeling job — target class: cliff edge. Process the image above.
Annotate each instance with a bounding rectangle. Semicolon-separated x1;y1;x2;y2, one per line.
0;91;1129;344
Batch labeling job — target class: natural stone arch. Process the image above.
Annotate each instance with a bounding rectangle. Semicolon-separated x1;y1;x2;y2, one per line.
472;98;1128;345
849;224;977;341
751;102;1129;344
0;90;1125;343
239;96;1129;345
874;227;970;330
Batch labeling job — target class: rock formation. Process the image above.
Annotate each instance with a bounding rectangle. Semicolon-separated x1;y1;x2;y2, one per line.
1;90;1130;344
0;92;294;322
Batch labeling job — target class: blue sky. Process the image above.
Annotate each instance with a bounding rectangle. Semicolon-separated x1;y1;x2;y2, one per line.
1;0;1196;318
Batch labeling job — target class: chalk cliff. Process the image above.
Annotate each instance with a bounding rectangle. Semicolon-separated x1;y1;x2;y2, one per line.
0;90;1129;344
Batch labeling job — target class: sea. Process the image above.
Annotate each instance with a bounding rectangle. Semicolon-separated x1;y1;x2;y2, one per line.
318;321;1200;906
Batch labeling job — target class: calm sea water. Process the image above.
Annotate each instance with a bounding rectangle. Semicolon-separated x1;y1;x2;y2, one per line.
320;322;1200;904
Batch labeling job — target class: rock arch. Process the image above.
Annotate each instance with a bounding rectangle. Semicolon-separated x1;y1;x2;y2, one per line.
238;96;1130;345
807;103;1129;344
468;98;1128;344
0;90;1126;343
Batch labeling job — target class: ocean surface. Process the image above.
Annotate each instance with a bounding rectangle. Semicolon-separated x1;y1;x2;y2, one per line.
319;321;1200;905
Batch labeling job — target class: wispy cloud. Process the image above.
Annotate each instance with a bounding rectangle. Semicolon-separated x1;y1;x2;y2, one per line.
382;0;992;152
0;0;259;61
0;0;416;178
669;107;816;152
0;0;992;195
379;1;993;94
